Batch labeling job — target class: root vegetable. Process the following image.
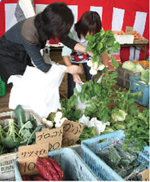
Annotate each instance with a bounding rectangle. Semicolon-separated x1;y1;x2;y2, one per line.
22;175;31;181
36;157;64;181
36;157;53;180
49;157;64;180
41;158;60;180
33;175;47;181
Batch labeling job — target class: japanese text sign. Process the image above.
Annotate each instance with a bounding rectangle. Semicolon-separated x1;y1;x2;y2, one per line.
36;127;63;151
142;168;150;181
18;143;48;176
62;120;84;147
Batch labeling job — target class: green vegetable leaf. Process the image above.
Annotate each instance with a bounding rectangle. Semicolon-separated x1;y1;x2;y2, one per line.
14;105;26;129
27;125;43;145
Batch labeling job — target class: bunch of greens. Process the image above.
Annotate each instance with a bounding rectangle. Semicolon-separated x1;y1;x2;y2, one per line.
122;107;149;151
85;29;120;69
74;69;119;122
14;105;43;146
102;105;149;152
0;105;43;154
77;126;97;144
60;95;82;121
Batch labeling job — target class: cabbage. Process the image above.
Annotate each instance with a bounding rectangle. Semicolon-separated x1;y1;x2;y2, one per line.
122;61;135;71
111;108;127;122
122;61;145;72
140;69;150;85
133;63;144;72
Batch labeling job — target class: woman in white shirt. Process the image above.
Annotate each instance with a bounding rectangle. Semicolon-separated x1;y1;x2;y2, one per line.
62;11;108;98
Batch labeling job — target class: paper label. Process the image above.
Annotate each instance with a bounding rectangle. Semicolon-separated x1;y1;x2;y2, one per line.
62;120;84;147
125;26;133;35
18;143;48;176
36;127;63;151
142;168;150;181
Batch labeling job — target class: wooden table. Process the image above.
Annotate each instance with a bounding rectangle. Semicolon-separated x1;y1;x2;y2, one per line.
48;41;149;60
121;41;149;60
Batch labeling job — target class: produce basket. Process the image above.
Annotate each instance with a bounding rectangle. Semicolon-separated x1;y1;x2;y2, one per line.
138;146;149;168
0;76;6;97
130;76;149;107
0;109;43;181
14;148;99;181
116;66;141;89
81;130;149;181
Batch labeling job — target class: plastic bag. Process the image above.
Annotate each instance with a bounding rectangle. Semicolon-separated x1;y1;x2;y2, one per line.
75;83;89;114
125;162;147;181
96;145;121;169
114;143;137;168
75;75;103;114
8;64;66;118
79;114;110;135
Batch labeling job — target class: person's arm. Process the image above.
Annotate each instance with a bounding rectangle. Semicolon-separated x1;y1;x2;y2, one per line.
63;56;82;83
62;41;83;83
101;52;109;66
61;36;93;56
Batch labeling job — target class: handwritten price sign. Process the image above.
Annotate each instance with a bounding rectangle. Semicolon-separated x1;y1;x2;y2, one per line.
18;143;48;176
36;127;63;151
142;169;150;181
62;120;84;147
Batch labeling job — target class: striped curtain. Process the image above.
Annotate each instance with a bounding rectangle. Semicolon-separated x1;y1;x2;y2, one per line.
0;0;149;61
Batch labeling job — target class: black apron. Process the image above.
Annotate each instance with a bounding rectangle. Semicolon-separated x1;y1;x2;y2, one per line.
0;35;33;83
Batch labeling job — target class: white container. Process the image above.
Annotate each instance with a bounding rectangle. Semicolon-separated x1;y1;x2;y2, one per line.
114;34;134;44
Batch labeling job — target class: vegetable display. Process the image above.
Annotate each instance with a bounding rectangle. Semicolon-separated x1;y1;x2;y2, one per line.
59;68;149;149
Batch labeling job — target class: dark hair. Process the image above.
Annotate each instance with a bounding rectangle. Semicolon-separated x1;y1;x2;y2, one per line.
75;11;102;39
34;2;74;43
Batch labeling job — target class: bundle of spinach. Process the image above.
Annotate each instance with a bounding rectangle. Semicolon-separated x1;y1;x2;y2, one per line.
85;29;120;69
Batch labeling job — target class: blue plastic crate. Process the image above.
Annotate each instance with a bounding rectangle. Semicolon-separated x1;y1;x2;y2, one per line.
14;147;99;181
81;130;149;181
138;146;150;168
130;76;149;107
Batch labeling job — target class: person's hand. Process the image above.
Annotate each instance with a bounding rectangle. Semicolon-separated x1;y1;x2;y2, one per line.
65;65;83;75
87;51;93;57
73;74;82;84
